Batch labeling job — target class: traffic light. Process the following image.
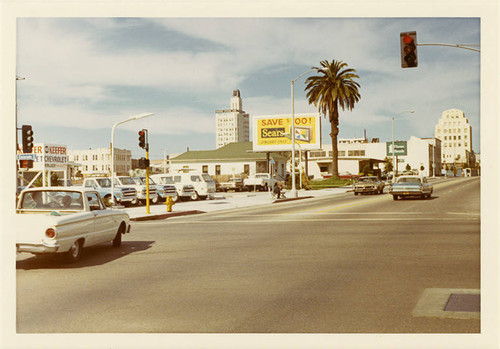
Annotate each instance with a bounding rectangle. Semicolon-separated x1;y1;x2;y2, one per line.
22;125;34;153
19;160;33;169
138;157;150;169
400;31;418;68
138;129;148;149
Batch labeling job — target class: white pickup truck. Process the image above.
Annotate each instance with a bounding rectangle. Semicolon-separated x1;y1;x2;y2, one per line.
243;173;277;191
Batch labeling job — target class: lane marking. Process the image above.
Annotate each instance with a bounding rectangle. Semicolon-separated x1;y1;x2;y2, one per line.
137;217;479;225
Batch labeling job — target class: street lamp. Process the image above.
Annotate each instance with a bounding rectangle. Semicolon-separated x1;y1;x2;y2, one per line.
111;112;154;205
290;68;322;198
392;110;414;178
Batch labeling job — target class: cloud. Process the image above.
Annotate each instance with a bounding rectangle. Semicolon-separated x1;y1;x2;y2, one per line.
16;17;480;153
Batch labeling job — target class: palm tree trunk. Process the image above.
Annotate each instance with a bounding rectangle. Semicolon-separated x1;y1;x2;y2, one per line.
329;105;339;177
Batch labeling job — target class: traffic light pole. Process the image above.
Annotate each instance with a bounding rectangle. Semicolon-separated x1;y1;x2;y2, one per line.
417;43;480;52
146;145;150;215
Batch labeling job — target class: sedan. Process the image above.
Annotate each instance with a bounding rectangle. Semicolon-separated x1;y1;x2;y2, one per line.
16;187;131;263
389;175;433;200
353;176;385;195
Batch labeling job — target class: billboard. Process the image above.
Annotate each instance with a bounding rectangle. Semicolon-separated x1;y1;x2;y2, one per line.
252;113;321;151
31;143;68;170
386;141;407;156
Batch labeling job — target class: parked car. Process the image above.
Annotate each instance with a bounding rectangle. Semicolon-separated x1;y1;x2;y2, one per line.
150;174;195;202
115;176;159;205
353;176;385;195
220;178;246;192
244;173;277;191
389;175;433;200
16;187;131;263
82;177;137;207
152;172;215;201
137;176;177;203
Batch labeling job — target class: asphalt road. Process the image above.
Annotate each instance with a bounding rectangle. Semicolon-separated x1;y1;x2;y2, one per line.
16;177;480;334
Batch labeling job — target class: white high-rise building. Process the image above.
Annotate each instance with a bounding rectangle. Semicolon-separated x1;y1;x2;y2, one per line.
215;89;250;149
434;108;474;168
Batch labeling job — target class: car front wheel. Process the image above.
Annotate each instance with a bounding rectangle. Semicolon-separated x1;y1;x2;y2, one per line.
191;191;199;201
393;195;398;200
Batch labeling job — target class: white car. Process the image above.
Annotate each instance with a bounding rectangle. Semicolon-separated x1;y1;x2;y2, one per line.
16;187;131;263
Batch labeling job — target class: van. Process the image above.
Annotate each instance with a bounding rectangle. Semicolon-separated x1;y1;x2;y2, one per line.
153;172;215;200
150;174;195;202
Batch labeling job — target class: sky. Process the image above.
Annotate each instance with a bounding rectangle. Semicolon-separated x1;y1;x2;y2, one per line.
15;17;481;159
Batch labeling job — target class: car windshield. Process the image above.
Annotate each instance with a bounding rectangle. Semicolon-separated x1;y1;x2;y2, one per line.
20;190;84;210
397;177;421;184
148;177;156;185
132;177;144;185
118;177;136;185
202;174;213;182
358;178;377;183
158;177;175;185
96;178;112;187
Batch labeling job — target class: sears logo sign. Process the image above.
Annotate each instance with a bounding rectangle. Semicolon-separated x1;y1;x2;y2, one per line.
261;127;286;139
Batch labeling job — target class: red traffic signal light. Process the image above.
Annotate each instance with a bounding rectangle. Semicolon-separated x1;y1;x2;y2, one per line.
400;31;418;68
138;129;147;149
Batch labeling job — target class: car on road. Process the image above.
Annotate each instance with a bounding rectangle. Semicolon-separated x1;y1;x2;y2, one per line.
16;187;131;263
389;175;433;200
353;176;385;195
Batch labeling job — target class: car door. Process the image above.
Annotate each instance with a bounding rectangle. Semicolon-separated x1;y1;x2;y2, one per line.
86;192;116;244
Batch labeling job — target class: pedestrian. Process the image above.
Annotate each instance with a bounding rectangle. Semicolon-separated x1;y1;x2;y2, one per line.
273;182;281;199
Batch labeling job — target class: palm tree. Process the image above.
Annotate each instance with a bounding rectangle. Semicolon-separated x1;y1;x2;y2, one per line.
305;59;361;177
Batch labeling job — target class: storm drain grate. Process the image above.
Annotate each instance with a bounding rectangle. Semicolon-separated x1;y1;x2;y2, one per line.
444;294;480;312
413;288;480;319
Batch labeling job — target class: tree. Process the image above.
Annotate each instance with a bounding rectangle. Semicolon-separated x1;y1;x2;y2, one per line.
384;157;393;173
305;59;361;177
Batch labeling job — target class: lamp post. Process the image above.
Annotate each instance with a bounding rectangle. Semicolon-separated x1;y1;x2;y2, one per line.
291;68;320;198
111;113;154;205
391;110;414;178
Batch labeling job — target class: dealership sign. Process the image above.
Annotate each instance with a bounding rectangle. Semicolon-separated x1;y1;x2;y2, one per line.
386;141;407;156
30;143;68;170
252;113;321;151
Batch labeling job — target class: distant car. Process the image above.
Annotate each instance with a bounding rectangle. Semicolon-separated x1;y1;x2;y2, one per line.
339;172;360;180
389;175;433;200
16;187;131;263
220;178;246;192
353;176;385;195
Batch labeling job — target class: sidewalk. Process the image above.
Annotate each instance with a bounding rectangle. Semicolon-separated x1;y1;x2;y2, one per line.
123;187;351;221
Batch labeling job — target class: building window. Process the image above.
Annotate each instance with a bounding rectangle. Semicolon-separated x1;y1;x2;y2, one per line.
215;165;221;175
244;164;250;175
202;165;208;174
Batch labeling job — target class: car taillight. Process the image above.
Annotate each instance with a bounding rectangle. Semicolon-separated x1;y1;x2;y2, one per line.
45;228;56;239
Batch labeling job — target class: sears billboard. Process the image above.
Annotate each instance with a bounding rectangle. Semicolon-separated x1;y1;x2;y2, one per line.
252;113;321;152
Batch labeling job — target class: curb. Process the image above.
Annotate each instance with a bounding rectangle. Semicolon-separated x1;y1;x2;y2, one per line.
272;196;314;203
130;210;205;221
